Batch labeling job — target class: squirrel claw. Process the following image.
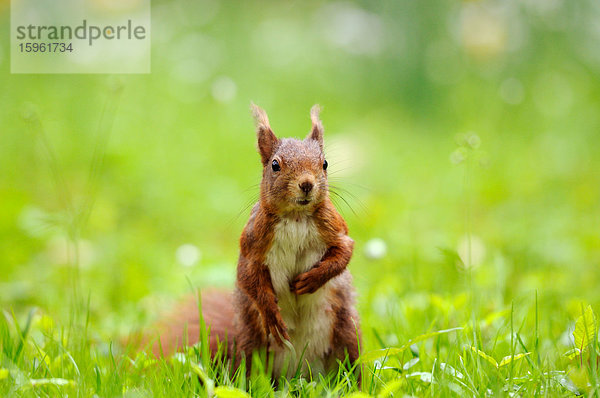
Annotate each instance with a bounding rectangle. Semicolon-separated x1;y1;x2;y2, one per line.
269;324;290;346
265;310;290;346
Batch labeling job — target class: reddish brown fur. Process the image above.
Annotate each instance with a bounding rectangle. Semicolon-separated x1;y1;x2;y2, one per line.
144;104;361;381
144;290;235;358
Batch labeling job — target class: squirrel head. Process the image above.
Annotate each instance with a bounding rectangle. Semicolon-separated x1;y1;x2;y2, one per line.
251;103;329;216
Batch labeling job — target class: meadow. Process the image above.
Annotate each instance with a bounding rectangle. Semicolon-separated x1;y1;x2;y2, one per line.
1;0;600;396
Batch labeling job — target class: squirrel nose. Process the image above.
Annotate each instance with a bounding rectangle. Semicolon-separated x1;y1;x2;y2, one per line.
299;181;313;194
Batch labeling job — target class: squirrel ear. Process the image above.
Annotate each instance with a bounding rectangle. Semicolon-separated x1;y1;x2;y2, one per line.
251;102;278;165
307;104;323;148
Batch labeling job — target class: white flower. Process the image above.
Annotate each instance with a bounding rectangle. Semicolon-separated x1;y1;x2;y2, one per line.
176;244;201;267
365;238;387;260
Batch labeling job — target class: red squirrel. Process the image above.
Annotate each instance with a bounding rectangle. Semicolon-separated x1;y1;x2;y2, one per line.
149;104;361;380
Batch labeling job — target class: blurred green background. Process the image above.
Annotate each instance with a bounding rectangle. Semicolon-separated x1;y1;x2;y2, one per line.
0;0;599;352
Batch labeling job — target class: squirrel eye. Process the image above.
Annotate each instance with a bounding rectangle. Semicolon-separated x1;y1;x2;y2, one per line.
323;159;328;170
272;159;281;172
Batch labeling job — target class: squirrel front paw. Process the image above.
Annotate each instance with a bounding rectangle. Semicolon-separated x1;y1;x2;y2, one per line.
290;268;324;295
264;310;290;346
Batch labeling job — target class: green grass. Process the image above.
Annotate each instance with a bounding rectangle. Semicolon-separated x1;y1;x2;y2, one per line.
2;0;600;396
0;289;598;396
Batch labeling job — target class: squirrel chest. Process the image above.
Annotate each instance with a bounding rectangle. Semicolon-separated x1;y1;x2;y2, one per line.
264;216;335;372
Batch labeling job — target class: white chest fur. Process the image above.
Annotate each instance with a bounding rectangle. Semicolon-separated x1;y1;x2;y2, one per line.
264;216;333;377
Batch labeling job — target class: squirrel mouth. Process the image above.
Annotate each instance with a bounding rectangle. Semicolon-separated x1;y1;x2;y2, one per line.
296;199;311;206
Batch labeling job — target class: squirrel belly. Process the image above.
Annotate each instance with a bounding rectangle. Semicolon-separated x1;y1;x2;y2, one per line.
265;215;337;377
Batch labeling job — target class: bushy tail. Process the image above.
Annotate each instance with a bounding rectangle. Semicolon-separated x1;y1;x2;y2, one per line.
136;290;236;359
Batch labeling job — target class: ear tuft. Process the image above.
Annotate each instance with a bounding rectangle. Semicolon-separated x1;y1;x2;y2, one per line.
307;104;324;148
250;102;278;165
251;102;270;132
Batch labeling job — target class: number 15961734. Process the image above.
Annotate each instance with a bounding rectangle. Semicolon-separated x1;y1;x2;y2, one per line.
19;43;73;52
